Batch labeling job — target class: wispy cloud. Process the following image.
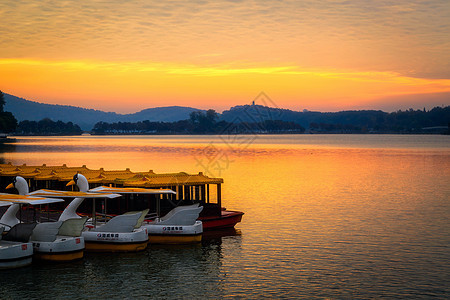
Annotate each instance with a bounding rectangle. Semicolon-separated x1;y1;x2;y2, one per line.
2;57;449;93
1;0;449;79
2;58;449;84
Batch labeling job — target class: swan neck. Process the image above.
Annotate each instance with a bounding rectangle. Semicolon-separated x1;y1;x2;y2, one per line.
58;197;85;221
0;204;21;227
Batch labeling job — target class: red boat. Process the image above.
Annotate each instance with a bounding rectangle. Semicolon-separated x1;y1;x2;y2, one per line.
199;208;244;230
196;181;244;231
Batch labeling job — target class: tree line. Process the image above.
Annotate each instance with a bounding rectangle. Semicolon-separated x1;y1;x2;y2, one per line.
1;89;449;135
309;107;450;133
92;109;305;134
92;107;449;135
16;119;82;135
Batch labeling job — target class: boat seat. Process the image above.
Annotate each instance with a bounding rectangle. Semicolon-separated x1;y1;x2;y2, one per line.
160;204;199;222
58;217;88;237
158;204;203;226
30;221;63;243
3;223;37;243
123;209;149;229
95;212;142;233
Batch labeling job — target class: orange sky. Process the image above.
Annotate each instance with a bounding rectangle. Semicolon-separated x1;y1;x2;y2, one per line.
1;0;449;113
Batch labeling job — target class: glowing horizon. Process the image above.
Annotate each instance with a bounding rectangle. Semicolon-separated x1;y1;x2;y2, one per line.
1;0;449;113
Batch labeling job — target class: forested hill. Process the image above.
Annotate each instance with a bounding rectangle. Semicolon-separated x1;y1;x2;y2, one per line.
5;94;119;130
4;93;202;130
3;93;449;133
221;105;450;133
91;106;449;134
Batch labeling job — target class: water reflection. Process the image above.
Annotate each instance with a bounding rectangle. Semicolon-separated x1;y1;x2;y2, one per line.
0;236;241;298
0;139;16;164
0;135;449;298
203;228;241;242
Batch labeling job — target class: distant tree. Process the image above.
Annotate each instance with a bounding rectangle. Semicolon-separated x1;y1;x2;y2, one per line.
188;109;219;133
0;90;5;112
0;91;18;133
205;109;218;123
0;112;17;133
17;119;82;135
189;111;202;125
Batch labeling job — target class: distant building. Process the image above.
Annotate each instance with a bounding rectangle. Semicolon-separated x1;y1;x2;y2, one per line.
421;126;449;134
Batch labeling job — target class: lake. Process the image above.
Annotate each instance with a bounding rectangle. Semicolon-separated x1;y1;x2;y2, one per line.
1;134;449;298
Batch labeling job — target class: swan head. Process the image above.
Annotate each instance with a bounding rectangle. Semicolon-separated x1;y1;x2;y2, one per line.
66;173;89;192
6;176;29;195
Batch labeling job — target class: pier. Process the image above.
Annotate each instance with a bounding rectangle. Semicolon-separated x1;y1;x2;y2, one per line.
0;163;224;217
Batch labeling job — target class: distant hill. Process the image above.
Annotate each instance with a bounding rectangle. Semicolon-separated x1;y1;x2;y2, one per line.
4;93;448;134
221;105;388;128
220;104;387;128
221;104;313;127
221;104;449;133
4;94;202;130
124;106;203;123
4;94;119;130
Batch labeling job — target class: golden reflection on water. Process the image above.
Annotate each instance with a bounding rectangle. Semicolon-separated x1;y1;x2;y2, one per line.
0;135;449;297
1;136;449;233
5;136;448;240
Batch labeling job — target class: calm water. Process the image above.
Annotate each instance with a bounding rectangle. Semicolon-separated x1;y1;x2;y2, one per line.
1;134;449;299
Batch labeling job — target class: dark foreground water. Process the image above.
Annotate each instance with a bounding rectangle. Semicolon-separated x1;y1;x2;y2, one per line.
1;135;449;298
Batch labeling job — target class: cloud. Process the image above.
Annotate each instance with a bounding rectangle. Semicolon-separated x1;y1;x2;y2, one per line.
1;55;449;114
0;0;449;85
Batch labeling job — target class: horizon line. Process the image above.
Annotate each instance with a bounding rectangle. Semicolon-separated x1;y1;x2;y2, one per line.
4;91;449;116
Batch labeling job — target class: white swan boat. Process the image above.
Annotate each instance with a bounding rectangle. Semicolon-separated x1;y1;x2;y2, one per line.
1;177;86;262
30;174;149;252
0;201;33;269
89;186;203;244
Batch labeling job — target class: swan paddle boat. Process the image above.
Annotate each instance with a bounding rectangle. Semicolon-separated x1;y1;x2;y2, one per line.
30;173;149;252
89;186;203;244
2;177;87;262
0;200;33;269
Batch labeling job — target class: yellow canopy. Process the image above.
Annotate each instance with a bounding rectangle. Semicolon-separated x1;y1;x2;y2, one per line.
0;193;65;205
0;163;223;187
89;186;176;195
28;189;122;199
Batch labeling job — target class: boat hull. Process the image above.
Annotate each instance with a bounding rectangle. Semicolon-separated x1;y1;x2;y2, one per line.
82;228;148;252
148;234;202;244
0;241;33;269
34;249;84;261
84;241;148;252
144;220;203;244
200;210;244;230
32;236;85;262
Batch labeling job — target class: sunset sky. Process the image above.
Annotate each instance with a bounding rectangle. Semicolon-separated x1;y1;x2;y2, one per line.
1;0;449;113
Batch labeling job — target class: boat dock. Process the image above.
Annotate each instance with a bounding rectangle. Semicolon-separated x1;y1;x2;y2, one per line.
0;162;227;221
